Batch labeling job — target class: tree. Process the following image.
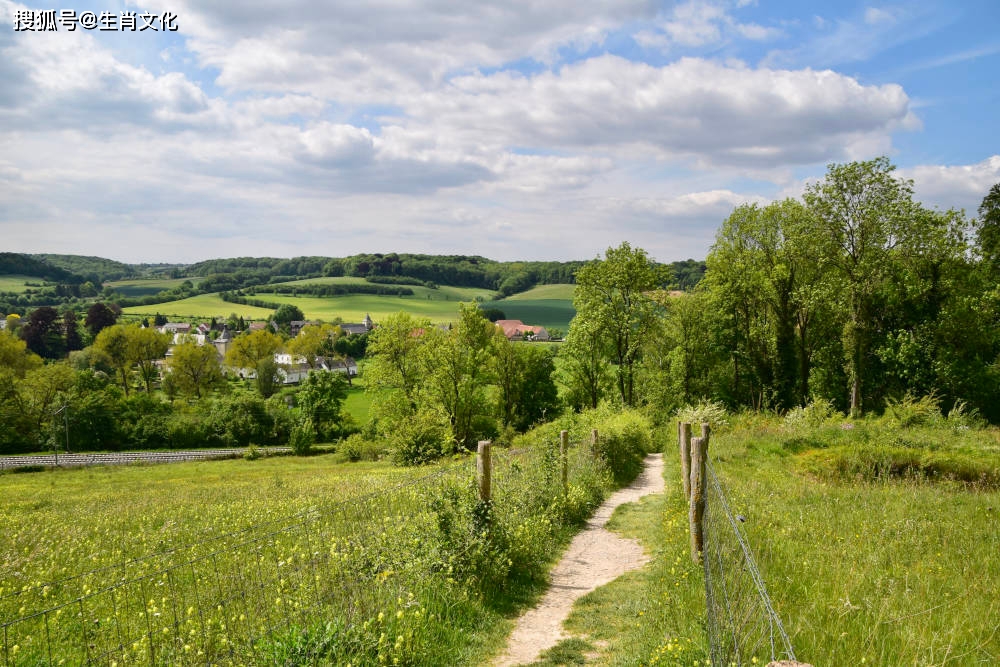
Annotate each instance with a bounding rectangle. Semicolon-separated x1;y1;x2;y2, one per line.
298;370;348;439
225;329;283;370
63;309;83;353
0;330;43;377
85;303;118;337
803;156;920;416
491;332;560;430
287;323;341;368
168;342;225;398
273;303;305;333
364;312;428;400
255;357;282;398
153;313;168;327
418;303;496;449
976;183;1000;277
21;306;64;359
558;316;610;410
127;326;170;392
573;242;668;406
93;325;132;395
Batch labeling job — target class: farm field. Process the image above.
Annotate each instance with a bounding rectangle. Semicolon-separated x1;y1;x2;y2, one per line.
702;416;1000;664
503;283;575;301
481;298;576;332
122;293;275;319
0;275;49;293
268;276;497;302
245;293;479;323
106;277;198;297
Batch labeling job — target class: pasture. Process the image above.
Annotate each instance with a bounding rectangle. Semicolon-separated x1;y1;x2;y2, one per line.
122;293;275;320
106;277;198;298
0;275;48;293
481;298;576;332
503;284;575;301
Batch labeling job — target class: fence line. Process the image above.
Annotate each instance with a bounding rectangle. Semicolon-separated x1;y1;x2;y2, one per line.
703;460;796;666
677;421;800;667
2;432;601;665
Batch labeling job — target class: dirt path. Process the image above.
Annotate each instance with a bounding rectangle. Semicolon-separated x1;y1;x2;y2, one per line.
495;453;665;666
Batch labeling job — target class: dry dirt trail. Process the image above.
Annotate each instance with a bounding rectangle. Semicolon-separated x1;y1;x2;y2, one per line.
494;453;665;666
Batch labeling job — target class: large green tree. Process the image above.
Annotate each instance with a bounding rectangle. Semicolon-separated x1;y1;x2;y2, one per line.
803;157;921;416
572;242;668;406
168;342;226;398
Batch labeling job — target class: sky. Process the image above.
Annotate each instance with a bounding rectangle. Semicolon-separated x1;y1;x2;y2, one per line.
1;0;998;265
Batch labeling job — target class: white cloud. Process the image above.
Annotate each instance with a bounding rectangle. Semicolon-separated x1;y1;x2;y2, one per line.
864;7;896;25
902;156;1000;215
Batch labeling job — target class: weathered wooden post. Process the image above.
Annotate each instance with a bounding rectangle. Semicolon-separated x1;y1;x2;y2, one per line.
560;430;569;493
590;428;599;459
477;440;492;502
689;429;708;563
679;422;692;501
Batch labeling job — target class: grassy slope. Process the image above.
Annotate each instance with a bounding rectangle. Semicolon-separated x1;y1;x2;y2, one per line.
504;284;575;301
121;293;276;319
481;299;576;331
106;277;199;297
0;275;48;293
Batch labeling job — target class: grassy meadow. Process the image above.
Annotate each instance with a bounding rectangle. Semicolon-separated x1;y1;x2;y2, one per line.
504;284;575;301
122;293;276;320
688;414;1000;665
0;275;48;293
106;277;199;297
0;408;644;665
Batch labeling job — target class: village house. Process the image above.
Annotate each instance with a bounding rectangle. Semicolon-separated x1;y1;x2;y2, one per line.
341;313;374;336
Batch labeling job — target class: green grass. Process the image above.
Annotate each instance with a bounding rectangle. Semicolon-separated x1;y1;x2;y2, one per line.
122;293;276;319
481;299;576;331
271;276;497;302
123;283;496;323
0;412;625;665
505;284;576;301
105;277;198;297
0;275;50;293
701;416;1000;665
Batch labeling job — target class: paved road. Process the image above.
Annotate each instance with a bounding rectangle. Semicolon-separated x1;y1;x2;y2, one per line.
0;447;291;470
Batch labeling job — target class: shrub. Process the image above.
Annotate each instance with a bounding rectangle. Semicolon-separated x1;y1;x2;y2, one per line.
208;394;275;447
592;409;652;486
675;400;729;431
288;418;315;456
389;409;454;466
883;392;942;428
783;398;839;429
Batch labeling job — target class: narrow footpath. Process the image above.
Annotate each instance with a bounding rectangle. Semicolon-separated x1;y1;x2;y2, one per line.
495;453;665;666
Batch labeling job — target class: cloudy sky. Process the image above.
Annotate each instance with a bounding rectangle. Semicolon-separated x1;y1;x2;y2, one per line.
1;0;998;264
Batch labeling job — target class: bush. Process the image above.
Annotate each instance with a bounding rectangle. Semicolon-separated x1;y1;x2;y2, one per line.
592;409;652;486
208;394;275;447
883;392;942;428
675;400;729;431
389;409;453;466
783;398;839;429
289;418;315;455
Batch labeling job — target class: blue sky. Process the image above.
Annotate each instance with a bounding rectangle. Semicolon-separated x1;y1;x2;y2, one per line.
1;0;997;264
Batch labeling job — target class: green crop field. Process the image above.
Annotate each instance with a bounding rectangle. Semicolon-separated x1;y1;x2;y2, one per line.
481;299;576;331
504;284;575;301
0;275;49;293
106;277;198;297
122;293;275;319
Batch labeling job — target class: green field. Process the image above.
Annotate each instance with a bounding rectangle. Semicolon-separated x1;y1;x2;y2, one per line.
504;284;575;301
106;277;198;297
122;293;276;319
264;276;497;302
481;299;576;331
696;415;1000;664
0;412;620;665
0;275;49;293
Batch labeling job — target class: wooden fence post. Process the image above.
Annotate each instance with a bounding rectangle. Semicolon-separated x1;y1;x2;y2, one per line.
590;428;599;458
560;430;569;493
679;422;692;501
689;434;707;563
477;440;492;502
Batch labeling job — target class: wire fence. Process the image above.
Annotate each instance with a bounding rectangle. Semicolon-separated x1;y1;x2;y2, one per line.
1;433;601;666
702;459;796;667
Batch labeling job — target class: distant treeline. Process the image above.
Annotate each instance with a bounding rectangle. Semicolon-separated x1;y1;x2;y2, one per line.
220;291;283;310
0;252;86;284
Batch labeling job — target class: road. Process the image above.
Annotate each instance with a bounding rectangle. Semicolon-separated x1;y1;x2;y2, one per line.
0;447;291;470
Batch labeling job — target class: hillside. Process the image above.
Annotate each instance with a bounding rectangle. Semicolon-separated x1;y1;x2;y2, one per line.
0;252;86;284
